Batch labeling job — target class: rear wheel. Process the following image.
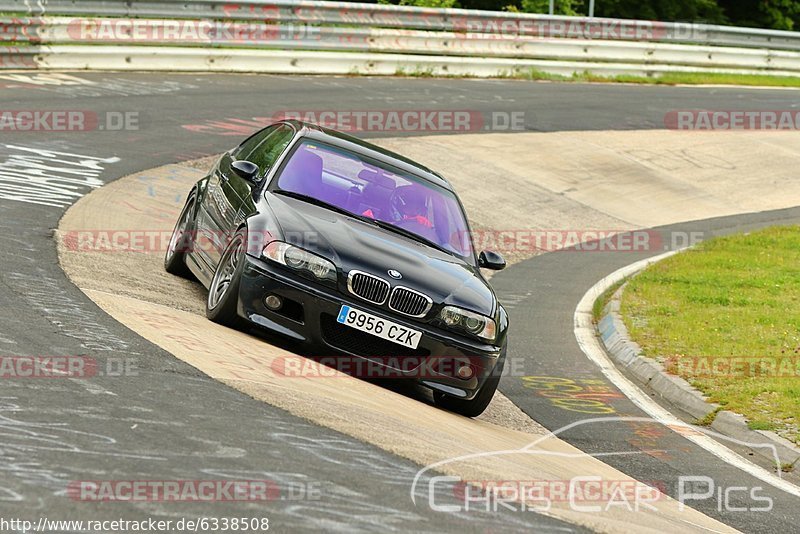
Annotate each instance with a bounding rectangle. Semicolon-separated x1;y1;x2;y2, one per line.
206;229;247;327
164;193;196;278
433;349;505;417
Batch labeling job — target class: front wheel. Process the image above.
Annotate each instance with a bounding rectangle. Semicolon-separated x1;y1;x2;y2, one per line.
206;229;247;327
433;349;505;417
164;193;196;279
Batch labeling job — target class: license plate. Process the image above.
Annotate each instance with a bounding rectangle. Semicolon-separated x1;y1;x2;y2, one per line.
336;305;422;350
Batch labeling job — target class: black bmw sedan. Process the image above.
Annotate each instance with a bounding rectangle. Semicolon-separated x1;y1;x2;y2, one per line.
165;120;508;416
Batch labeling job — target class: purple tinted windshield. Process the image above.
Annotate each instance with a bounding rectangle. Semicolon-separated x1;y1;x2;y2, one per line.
276;140;473;259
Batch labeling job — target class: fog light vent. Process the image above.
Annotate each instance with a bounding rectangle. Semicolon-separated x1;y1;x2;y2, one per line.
456;364;474;380
265;294;283;310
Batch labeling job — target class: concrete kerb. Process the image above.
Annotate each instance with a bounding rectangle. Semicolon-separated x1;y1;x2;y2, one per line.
598;273;800;469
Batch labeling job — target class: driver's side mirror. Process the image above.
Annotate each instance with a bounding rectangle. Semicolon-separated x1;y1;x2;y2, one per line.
479;250;506;271
231;160;260;184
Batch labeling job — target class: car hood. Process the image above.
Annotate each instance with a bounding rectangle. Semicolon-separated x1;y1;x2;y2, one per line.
266;193;495;315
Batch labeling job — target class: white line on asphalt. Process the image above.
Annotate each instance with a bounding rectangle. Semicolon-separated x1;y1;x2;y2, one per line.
574;250;800;498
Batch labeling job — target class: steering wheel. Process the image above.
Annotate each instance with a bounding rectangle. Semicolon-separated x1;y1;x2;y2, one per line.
389;186;424;223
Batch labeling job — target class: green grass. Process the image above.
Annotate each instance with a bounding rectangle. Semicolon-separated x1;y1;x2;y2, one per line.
695;407;722;427
394;66;437;78
620;226;800;444
516;68;800;88
748;420;775;431
592;279;625;323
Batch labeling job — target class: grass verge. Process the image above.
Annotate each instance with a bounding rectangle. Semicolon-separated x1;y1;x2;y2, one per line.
592;279;625;323
516;69;800;88
620;225;800;444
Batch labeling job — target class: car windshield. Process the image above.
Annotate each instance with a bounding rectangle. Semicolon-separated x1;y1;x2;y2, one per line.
274;139;474;260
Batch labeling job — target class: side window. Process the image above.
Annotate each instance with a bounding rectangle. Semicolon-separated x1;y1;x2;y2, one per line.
233;125;277;161
240;124;294;176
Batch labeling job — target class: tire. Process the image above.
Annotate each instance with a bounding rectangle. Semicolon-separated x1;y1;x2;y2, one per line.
433;348;506;418
206;229;247;327
164;193;196;279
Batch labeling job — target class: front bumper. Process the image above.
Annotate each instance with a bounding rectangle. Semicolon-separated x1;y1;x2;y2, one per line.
237;254;504;400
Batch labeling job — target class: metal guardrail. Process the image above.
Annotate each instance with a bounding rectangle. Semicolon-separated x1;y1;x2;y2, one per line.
4;17;800;74
3;0;800;51
13;44;800;79
0;44;37;68
1;1;799;76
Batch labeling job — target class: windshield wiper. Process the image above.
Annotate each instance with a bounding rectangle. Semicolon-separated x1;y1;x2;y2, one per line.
273;190;373;224
368;219;456;257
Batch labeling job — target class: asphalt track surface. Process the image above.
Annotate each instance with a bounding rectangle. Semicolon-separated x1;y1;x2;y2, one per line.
1;72;798;532
491;210;800;534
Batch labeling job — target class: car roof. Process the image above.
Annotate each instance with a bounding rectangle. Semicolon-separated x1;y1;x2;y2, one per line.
280;120;453;190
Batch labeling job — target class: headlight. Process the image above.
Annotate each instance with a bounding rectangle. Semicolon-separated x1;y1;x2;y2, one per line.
262;241;336;283
439;305;496;341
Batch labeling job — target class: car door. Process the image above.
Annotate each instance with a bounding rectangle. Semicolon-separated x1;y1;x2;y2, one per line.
194;151;248;272
195;124;295;271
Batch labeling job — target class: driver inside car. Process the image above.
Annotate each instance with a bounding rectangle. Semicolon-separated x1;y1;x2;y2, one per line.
391;185;433;228
360;183;433;229
397;191;433;228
